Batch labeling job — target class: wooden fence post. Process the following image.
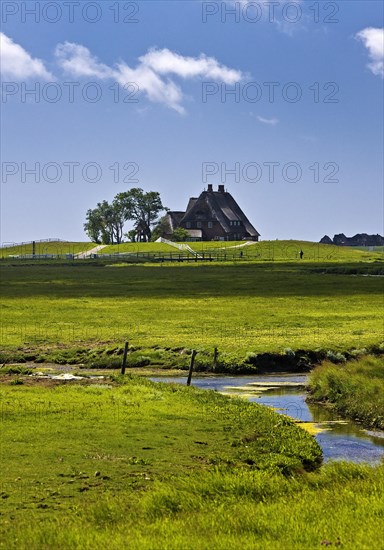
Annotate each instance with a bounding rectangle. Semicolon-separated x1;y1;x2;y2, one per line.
121;341;129;375
187;350;197;386
213;347;218;371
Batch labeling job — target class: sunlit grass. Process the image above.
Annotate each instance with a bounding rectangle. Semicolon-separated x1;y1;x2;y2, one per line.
0;376;383;548
99;240;383;262
1;261;382;359
99;242;179;254
0;241;95;258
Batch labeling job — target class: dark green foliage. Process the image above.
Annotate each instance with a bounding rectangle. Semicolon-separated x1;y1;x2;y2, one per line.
84;188;167;244
0;365;33;375
114;188;167;242
171;228;189;242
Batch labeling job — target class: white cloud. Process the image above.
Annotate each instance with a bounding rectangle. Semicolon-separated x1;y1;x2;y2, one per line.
0;33;53;80
140;48;243;84
55;42;244;113
256;115;279;125
55;42;113;79
356;27;384;78
116;63;185;114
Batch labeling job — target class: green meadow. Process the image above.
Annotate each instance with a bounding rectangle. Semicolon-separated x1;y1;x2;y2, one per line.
1;376;383;549
0;242;383;368
1;241;384;548
99;239;383;262
2;239;383;262
0;241;95;258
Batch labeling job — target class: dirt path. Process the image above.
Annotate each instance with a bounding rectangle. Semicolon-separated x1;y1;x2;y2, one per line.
75;244;107;259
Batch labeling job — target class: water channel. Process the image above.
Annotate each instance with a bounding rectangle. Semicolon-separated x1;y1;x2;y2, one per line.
152;373;384;464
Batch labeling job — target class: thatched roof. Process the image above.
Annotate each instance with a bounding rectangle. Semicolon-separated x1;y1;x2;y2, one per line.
181;186;260;238
167;211;185;232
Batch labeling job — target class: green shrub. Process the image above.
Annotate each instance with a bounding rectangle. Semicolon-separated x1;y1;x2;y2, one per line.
326;350;347;363
10;378;24;385
245;352;257;364
308;355;384;429
127;355;151;368
0;365;33;375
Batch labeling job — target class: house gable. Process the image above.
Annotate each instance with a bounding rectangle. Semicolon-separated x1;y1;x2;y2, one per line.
165;185;260;241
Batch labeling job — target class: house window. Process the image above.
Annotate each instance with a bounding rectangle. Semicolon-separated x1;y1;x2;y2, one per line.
208;222;213;229
196;221;202;228
186;222;191;229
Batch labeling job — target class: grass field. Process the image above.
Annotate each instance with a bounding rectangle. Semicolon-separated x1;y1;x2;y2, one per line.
352;246;384;253
2;239;383;262
0;241;95;258
99;242;179;254
98;240;384;263
1;242;384;548
1;375;383;549
0;256;383;369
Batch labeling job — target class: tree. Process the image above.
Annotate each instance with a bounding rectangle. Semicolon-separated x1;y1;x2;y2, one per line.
83;200;126;244
114;188;167;242
84;188;167;244
84;208;103;244
151;215;172;241
172;227;189;242
125;229;137;243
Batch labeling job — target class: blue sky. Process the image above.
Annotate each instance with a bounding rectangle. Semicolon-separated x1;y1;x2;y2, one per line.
1;0;383;244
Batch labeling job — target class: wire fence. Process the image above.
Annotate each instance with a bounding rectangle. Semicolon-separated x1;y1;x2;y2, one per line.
1;251;249;262
0;239;67;249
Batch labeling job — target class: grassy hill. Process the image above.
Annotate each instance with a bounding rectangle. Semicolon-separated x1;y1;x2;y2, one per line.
99;240;383;262
0;241;95;258
100;240;384;262
2;239;383;262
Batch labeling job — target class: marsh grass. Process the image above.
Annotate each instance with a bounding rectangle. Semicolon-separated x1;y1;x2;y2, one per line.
308;355;384;429
1;377;383;549
0;376;325;547
1;261;383;366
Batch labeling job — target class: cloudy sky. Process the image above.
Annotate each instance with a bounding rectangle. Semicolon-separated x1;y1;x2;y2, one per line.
1;0;383;243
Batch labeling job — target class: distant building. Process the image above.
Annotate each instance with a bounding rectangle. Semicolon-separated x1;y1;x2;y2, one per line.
165;185;260;241
320;233;384;246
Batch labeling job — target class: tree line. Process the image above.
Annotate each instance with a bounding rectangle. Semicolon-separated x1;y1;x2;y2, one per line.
84;188;167;244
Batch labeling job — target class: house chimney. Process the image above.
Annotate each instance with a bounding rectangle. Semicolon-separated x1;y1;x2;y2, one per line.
207;184;213;192
218;184;225;193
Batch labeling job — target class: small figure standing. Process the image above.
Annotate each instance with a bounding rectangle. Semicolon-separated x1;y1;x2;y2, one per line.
299;250;304;260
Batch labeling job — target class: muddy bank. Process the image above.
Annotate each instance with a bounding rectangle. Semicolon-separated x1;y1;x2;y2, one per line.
1;344;383;375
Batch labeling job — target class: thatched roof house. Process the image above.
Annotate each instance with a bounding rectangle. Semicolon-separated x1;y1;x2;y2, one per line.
166;185;260;241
